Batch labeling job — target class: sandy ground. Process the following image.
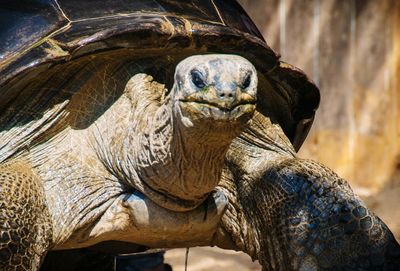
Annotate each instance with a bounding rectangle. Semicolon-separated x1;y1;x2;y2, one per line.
165;186;400;271
165;247;261;271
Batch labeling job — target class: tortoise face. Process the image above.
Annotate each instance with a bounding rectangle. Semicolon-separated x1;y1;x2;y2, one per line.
172;54;257;129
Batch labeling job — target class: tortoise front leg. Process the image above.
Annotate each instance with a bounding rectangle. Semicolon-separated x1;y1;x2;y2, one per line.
218;158;400;270
0;161;52;271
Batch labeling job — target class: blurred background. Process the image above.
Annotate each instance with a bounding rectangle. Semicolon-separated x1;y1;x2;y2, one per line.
165;0;400;269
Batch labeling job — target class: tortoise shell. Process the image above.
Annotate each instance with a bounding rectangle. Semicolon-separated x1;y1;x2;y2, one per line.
0;0;319;151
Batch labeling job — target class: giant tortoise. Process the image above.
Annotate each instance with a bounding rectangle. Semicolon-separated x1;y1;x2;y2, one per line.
0;1;399;270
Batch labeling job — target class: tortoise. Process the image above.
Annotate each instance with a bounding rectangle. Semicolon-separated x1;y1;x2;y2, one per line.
0;1;399;270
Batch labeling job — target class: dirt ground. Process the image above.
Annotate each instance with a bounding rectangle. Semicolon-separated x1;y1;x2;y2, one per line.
165;247;261;271
165;186;400;271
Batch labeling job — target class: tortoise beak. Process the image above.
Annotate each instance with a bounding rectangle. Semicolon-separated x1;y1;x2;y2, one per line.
179;86;256;122
181;85;256;112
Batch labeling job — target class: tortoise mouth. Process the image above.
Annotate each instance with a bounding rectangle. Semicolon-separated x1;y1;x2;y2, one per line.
179;100;256;121
180;99;256;111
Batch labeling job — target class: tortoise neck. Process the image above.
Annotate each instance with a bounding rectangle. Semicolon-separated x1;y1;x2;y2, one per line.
94;93;234;211
170;121;232;201
133;104;233;209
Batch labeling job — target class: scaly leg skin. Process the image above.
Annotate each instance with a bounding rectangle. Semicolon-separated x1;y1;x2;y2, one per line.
0;161;52;271
220;158;400;271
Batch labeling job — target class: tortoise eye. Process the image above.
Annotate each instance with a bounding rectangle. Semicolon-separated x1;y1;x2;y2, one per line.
242;74;251;89
191;70;206;89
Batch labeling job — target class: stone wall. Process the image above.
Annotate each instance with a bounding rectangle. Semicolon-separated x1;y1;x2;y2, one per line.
239;0;400;193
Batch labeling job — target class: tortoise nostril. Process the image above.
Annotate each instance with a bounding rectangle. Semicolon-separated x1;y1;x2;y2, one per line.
216;87;236;100
217;90;235;100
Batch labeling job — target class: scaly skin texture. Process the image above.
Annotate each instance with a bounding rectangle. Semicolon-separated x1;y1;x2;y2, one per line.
0;161;52;271
217;112;400;270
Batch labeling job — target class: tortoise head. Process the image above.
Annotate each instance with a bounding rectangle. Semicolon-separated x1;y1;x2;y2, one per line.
171;54;257;137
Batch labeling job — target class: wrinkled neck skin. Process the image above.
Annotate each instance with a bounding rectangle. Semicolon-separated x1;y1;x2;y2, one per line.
97;84;236;212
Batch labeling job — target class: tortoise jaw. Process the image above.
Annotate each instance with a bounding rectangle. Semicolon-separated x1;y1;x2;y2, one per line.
181;98;256;111
178;99;256;122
